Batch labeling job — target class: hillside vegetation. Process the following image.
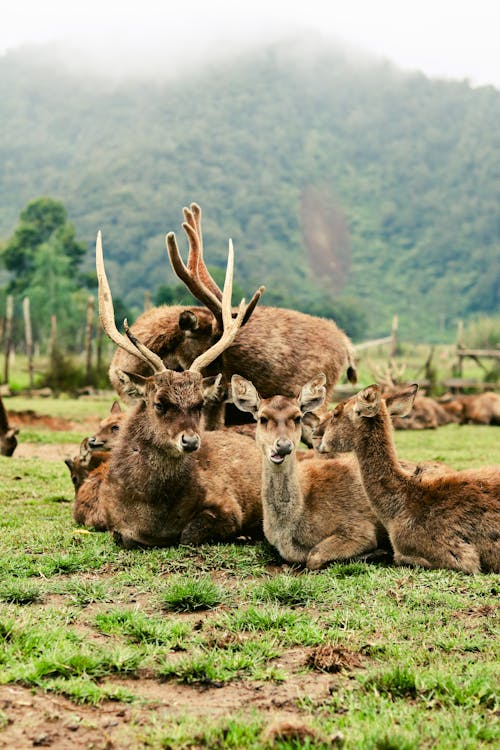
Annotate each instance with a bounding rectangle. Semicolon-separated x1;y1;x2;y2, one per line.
0;38;499;341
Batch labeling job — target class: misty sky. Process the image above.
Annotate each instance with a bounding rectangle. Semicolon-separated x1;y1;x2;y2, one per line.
1;0;500;88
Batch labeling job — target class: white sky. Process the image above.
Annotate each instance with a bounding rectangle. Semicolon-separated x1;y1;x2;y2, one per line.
1;0;499;88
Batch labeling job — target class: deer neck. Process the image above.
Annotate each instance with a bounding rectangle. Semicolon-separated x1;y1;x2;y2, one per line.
353;414;407;523
261;454;304;519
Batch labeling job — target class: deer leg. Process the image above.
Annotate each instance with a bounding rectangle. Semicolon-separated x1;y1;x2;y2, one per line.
306;531;378;570
180;506;242;546
393;546;480;574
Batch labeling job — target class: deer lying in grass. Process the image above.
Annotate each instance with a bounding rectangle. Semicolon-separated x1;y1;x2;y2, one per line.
315;384;500;573
109;204;357;421
438;391;500;426
93;230;263;547
65;401;126;527
0;395;19;457
232;373;389;569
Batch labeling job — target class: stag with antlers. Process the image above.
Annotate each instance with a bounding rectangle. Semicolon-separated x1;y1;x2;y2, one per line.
91;230;263;548
109;204;357;430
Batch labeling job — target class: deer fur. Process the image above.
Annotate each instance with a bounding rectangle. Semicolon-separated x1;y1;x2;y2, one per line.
232;373;389;569
315;383;500;573
0;395;19;457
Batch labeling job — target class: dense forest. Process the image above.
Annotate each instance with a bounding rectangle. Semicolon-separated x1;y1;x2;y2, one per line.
0;37;499;342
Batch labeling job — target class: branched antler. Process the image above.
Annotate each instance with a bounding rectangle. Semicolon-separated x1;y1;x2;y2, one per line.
189;239;246;373
166;203;264;331
96;231;167;374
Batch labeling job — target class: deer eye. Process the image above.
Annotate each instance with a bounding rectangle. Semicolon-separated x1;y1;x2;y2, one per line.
111;425;120;433
293;415;302;425
154;402;166;414
259;416;269;425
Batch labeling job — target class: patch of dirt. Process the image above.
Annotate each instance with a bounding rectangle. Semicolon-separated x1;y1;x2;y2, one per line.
306;644;364;673
8;410;98;432
0;655;349;750
14;443;81;461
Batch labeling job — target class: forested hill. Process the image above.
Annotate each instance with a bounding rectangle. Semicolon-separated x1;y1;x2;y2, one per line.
0;39;499;341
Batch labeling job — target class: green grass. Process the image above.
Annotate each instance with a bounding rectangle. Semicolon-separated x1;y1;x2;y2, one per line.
0;396;498;748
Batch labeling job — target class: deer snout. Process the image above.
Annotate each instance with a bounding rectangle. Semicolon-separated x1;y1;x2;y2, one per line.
88;436;103;449
180;432;201;453
269;438;293;464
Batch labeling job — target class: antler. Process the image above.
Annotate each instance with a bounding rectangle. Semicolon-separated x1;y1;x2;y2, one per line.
189;239;246;373
166;203;265;331
96;231;167;374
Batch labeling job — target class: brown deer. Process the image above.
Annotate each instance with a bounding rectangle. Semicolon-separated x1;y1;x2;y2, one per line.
315;384;500;573
438;392;500;425
93;230;263;547
231;373;389;569
65;401;124;499
109;204;357;423
0;395;19;457
87;400;125;451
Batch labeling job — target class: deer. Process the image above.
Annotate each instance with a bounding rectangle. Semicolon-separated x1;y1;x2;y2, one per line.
92;229;263;548
438;391;500;426
109;204;357;431
231;373;389;569
65;401;125;498
314;383;500;573
0;395;19;457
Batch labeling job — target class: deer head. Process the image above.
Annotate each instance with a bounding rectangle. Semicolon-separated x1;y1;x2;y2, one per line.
97;229;255;455
232;373;326;465
88;401;124;451
315;383;418;454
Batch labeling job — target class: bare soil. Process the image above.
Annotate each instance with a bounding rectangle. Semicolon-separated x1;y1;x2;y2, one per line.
0;649;352;749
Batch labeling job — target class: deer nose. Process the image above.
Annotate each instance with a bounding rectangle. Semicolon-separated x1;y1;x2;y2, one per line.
88;437;100;448
275;438;293;456
180;433;201;452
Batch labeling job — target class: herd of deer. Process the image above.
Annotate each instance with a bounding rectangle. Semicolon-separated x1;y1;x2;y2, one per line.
2;204;499;574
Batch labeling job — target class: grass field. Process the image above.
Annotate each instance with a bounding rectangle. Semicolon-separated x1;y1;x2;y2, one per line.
0;395;498;749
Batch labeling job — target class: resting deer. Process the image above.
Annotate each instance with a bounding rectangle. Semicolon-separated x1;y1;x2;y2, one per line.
65;401;124;497
109;204;357;427
438;392;500;426
0;395;19;457
315;384;500;573
232;373;389;569
93;230;263;548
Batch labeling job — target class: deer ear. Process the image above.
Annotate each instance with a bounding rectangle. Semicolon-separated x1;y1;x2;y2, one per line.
355;385;381;417
386;384;418;417
179;310;199;332
299;372;326;414
110;400;122;414
231;375;260;417
202;373;227;403
118;370;149;399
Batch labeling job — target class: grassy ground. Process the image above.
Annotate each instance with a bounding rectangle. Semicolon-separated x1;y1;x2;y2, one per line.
0;397;498;748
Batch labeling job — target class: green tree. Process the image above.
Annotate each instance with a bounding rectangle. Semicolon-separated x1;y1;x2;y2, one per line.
1;197;86;295
24;235;88;350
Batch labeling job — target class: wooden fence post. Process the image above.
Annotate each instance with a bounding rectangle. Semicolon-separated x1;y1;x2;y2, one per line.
3;295;13;385
390;314;399;358
50;315;57;363
23;297;34;391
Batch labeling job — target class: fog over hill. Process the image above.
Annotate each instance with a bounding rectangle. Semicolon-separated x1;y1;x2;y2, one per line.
0;37;498;341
